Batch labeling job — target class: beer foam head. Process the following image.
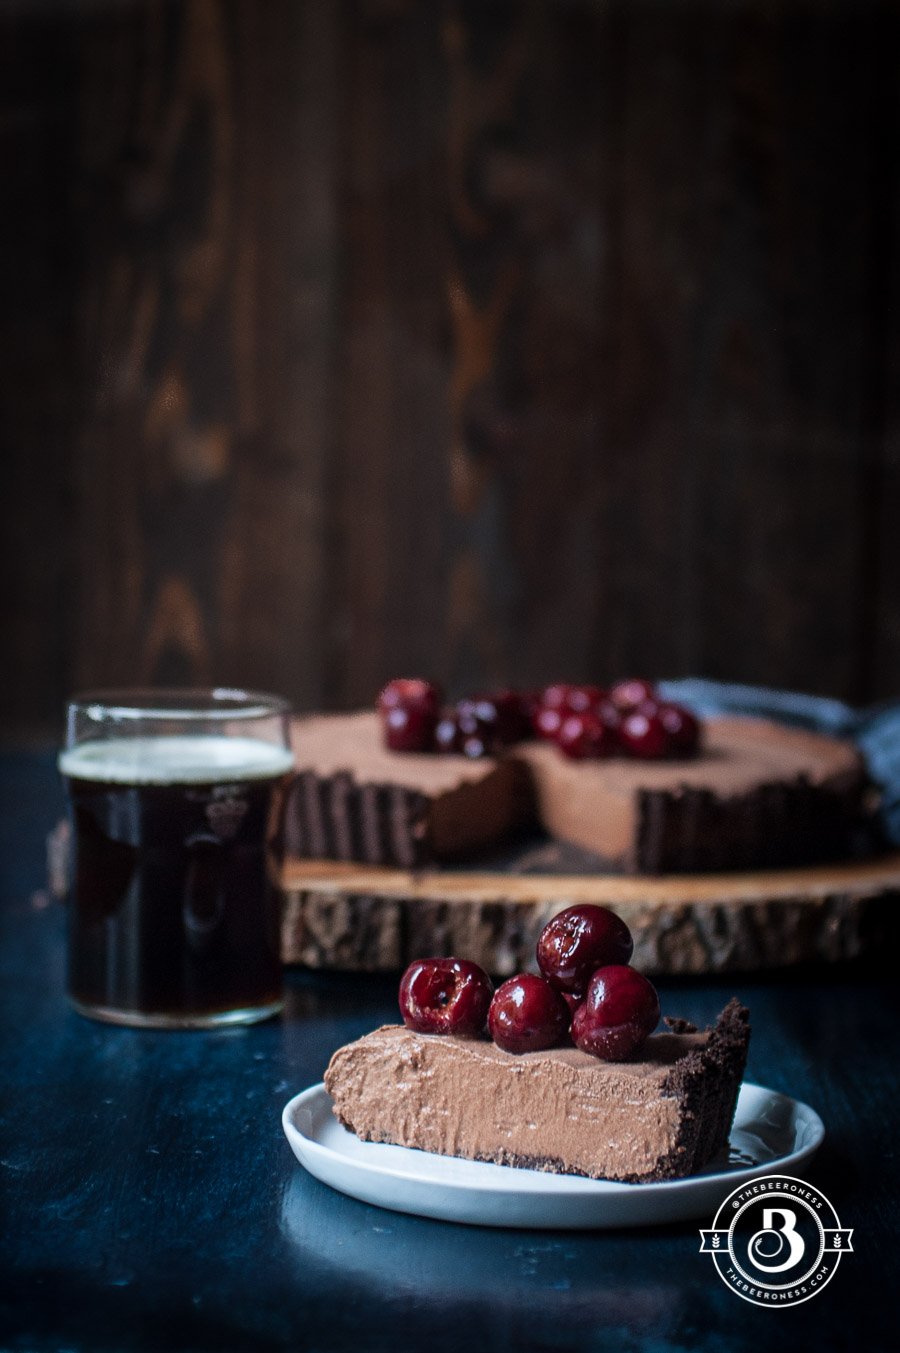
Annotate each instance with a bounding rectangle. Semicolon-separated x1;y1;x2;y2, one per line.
59;735;294;786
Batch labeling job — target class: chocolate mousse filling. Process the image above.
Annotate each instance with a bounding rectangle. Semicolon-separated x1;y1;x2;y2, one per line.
324;999;750;1183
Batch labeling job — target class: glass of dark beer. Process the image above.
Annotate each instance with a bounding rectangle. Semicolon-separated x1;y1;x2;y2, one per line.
59;689;294;1028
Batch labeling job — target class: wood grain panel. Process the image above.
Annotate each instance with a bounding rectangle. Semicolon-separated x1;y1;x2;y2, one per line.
71;0;235;690
333;0;453;707
219;0;341;707
0;14;77;736
1;0;898;739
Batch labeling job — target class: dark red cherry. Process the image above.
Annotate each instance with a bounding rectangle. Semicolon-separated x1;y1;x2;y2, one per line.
399;958;493;1037
536;903;634;993
541;683;578;712
377;678;442;718
482;690;532;743
595;697;623;731
557;713;618;760
565;684;607;714
382;705;437;752
610;679;657;712
561;990;583;1016
516;689;543;730
571;965;660;1061
433;710;497;758
534;705;565;740
455;694;519;745
488;974;570;1054
461;732;494;759
657;702;700;757
434;713;463;753
377;679;442;752
618;709;670;759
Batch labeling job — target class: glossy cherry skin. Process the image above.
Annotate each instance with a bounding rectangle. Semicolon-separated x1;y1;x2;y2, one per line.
434;713;464;754
399;958;493;1037
565;684;607;714
495;690;534;743
561;990;583;1016
377;678;442;718
610;679;657;712
595;696;623;729
534;705;565;740
435;707;497;758
460;732;494;759
618;708;670;759
536;903;634;993
571;965;661;1061
657;702;700;757
540;683;606;715
382;705;437;752
457;691;531;745
488;974;571;1054
516;689;543;731
541;683;579;712
557;713;618;760
378;679;442;752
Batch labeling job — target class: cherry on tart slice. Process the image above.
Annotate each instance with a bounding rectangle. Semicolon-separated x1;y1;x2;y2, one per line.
609;678;657;712
657;702;700;757
595;696;623;731
382;705;437;753
560;990;583;1016
618;708;670;759
488;974;570;1054
434;705;498;758
536;903;634;993
377;678;442;717
540;683;606;716
457;691;530;745
516;689;542;733
571;965;661;1061
534;705;565;741
398;958;493;1037
557;712;618;760
377;679;442;753
564;684;606;714
540;682;579;712
434;713;464;754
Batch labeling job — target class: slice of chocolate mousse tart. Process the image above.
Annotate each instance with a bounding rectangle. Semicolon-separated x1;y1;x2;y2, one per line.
324;905;751;1183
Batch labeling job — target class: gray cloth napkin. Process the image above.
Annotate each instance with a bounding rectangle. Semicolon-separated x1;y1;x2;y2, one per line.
658;678;900;848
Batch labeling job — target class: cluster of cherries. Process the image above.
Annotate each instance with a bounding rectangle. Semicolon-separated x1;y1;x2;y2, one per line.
377;677;700;761
398;903;660;1062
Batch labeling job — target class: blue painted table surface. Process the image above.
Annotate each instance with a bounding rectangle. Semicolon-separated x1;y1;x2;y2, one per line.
1;750;898;1353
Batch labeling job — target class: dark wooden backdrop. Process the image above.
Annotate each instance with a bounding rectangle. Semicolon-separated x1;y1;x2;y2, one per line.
3;0;899;738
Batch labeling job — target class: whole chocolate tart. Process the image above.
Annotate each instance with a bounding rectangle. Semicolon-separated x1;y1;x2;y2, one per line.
324;999;750;1183
286;711;867;874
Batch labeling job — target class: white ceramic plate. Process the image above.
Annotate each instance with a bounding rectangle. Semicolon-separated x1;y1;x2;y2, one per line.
281;1081;824;1229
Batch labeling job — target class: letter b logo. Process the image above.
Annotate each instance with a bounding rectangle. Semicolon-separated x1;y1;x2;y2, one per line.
748;1207;806;1273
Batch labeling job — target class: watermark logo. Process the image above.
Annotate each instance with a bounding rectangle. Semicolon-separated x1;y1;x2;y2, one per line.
699;1174;852;1307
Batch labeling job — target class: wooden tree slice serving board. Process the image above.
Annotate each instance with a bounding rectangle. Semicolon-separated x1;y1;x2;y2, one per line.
280;849;900;977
